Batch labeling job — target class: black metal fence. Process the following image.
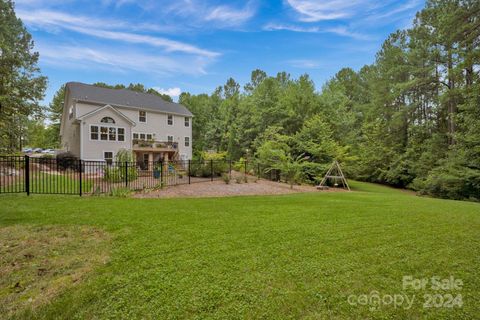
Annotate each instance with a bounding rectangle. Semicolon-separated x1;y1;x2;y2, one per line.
0;156;274;196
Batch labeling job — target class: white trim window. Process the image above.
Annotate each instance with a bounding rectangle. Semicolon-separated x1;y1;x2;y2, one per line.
100;126;108;141
167;114;173;125
90;125;125;142
139;110;147;123
133;132;155;141
90;126;99;140
104;151;113;165
118;128;125;141
108;127;116;141
184;117;189;127
167;135;174;143
101;117;115;124
184;136;190;147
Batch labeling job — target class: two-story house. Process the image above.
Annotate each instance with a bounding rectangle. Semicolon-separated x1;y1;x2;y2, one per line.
60;82;193;166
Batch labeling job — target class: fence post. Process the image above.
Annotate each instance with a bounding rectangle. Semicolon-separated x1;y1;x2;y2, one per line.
188;160;191;184
79;160;83;196
210;160;213;181
160;161;163;186
125;161;128;187
24;155;30;196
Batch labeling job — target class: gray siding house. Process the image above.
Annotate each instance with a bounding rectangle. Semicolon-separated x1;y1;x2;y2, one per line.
60;82;193;165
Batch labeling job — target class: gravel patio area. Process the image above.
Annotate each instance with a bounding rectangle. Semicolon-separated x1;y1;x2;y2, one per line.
134;177;346;198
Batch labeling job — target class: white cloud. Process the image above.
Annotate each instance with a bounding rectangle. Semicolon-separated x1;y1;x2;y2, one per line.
153;87;182;98
287;59;321;69
205;3;256;26
285;0;414;24
164;0;257;27
325;27;372;40
263;23;319;33
69;27;219;58
286;0;359;22
263;23;371;40
18;10;219;58
365;0;421;21
37;43;212;75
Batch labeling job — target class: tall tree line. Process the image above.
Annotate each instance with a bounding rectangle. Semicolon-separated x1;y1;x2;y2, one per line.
180;0;479;200
0;0;46;151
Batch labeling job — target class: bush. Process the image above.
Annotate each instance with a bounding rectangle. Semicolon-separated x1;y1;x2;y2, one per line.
190;160;228;177
56;152;78;170
108;187;131;197
222;173;230;184
233;157;246;172
421;164;480;201
104;166;138;183
38;154;55;164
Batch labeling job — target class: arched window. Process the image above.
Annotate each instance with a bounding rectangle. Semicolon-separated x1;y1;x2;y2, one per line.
101;117;115;124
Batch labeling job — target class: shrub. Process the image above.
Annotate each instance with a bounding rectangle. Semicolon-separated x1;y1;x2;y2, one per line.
115;149;135;163
189;160;228;177
104;166;138;183
56;152;78;170
233;157;246;172
421;164;480;201
108;187;131;197
235;176;242;184
103;150;138;183
222;173;231;184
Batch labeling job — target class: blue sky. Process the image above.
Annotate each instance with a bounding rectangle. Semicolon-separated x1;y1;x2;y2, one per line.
16;0;425;104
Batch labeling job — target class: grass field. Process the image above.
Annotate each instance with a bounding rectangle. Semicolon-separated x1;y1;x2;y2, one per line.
1;181;479;319
1;174;91;194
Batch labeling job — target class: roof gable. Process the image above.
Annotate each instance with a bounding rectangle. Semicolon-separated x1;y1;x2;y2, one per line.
77;104;136;125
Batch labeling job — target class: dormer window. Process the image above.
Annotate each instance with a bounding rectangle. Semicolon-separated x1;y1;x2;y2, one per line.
101;117;115;124
139;111;146;123
167;114;173;125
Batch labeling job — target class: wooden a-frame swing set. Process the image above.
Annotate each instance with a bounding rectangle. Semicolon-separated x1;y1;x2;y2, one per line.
317;160;350;191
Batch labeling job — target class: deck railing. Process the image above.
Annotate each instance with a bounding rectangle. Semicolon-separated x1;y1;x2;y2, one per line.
132;140;178;150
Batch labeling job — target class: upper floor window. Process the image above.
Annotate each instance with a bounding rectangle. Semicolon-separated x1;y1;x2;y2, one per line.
90;126;99;140
139;111;146;123
101;117;115;124
167;114;173;125
184;117;189;127
184;137;190;147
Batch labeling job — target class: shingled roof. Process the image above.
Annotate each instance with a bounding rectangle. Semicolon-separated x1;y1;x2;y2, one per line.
66;82;193;117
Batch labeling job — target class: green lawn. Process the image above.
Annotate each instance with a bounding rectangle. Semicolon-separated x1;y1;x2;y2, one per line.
1;181;479;319
1;174;92;194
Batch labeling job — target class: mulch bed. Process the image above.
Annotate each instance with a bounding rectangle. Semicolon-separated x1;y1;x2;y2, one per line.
134;178;347;198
